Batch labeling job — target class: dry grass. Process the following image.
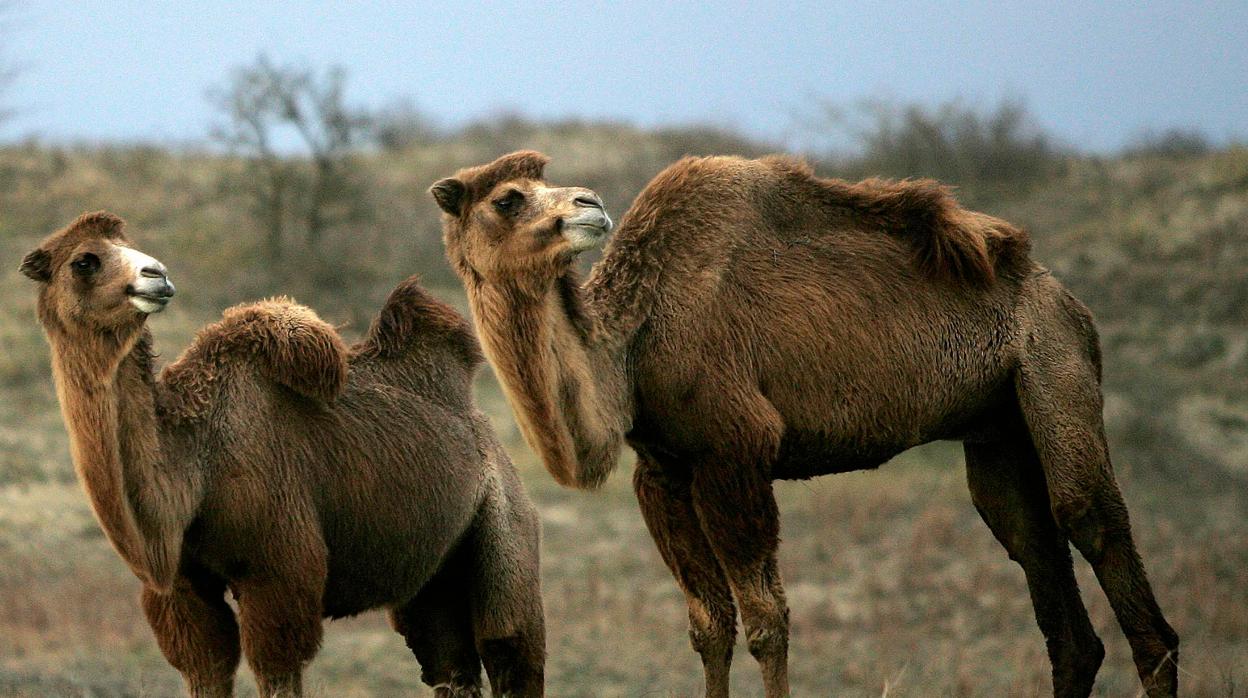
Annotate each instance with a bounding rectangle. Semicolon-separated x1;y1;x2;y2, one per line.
0;424;1243;696
1;138;1245;695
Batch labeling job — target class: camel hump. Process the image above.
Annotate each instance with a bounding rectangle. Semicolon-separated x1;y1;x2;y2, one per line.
862;178;1030;285
356;276;483;368
779;163;1031;285
639;155;1029;285
174;299;349;405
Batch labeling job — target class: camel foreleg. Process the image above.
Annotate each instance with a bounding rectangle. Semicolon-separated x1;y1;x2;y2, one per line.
635;454;737;698
141;571;240;698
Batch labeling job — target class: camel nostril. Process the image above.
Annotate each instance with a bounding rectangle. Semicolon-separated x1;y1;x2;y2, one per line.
140;266;165;279
573;195;603;210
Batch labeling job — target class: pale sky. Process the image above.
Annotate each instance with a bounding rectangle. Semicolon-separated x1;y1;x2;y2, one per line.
2;1;1245;151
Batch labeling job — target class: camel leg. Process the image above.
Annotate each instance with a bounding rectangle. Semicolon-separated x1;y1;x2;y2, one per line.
634;454;737;698
965;436;1104;697
1016;307;1179;697
466;466;545;698
141;572;241;698
690;450;789;698
390;566;483;698
233;551;325;698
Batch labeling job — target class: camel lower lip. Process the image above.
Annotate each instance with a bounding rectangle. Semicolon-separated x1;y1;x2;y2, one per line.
129;295;171;314
564;225;609;252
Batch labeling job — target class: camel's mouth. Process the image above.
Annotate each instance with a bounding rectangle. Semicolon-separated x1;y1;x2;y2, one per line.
126;283;176;314
562;209;613;253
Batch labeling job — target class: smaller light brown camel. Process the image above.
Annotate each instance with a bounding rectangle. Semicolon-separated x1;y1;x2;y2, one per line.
21;211;544;698
432;151;1179;697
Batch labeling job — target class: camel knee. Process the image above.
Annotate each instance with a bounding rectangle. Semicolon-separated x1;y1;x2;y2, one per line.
689;626;734;662
1051;488;1134;564
687;597;736;660
1050;632;1104;696
479;634;544;698
1160;623;1180;652
746;620;788;663
740;602;789;662
1047;477;1096;526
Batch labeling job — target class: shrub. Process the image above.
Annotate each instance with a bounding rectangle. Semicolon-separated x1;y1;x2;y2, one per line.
807;98;1063;202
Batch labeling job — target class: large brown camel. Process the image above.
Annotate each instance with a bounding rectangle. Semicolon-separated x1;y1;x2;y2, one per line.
20;211;544;698
431;151;1179;697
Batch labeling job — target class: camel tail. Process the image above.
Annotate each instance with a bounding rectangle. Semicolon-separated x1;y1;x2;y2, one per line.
356;275;483;369
214;300;349;403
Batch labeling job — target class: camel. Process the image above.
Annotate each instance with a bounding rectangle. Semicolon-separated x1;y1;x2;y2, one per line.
431;151;1179;697
20;211;544;698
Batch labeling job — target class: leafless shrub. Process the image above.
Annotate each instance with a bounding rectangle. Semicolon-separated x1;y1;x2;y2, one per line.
1123;128;1212;159
807;98;1063;202
208;56;373;265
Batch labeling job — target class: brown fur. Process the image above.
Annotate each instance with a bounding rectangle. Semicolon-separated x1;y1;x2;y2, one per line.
23;212;545;697
435;152;1179;697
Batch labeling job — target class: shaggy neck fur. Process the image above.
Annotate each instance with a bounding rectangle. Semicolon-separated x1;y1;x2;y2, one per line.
45;322;198;591
466;270;633;489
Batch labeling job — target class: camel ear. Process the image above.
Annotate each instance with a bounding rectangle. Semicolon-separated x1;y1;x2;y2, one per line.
19;248;52;282
430;178;467;216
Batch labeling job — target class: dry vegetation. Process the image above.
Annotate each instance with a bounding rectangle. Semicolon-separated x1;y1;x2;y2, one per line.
0;115;1245;696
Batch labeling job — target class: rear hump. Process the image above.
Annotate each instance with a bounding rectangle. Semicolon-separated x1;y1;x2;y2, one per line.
354;275;483;369
764;156;1031;285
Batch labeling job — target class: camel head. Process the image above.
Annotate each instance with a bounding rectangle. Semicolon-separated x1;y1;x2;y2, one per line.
20;211;176;336
431;150;612;284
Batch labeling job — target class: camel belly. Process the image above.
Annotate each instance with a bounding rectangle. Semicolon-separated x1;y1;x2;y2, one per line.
190;388;488;620
631;315;1016;474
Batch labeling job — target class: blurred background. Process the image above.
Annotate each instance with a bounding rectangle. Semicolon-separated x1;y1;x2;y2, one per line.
0;2;1245;695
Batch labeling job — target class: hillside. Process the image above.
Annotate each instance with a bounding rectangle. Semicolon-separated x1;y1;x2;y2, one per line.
0;130;1244;695
3;134;1245;488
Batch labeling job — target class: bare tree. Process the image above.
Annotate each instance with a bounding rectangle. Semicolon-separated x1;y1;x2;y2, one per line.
209;56;372;263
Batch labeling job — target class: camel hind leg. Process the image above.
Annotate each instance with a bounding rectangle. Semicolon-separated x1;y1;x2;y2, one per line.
965;434;1103;697
465;462;545;698
1015;291;1178;696
389;560;484;697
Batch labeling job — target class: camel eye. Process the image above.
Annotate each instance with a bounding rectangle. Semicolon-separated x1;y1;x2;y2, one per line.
70;253;101;277
492;190;524;215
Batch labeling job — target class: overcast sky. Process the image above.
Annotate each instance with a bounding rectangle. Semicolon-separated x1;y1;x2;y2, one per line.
1;1;1245;151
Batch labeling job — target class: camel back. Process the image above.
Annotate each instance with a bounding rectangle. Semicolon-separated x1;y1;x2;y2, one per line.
759;155;1032;285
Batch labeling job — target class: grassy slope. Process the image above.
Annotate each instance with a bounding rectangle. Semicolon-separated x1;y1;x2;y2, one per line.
0;137;1244;695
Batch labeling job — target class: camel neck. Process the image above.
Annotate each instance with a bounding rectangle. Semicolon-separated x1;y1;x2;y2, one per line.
48;328;192;590
468;272;632;489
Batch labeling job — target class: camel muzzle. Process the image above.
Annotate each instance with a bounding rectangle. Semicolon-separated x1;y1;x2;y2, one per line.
127;276;176;314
